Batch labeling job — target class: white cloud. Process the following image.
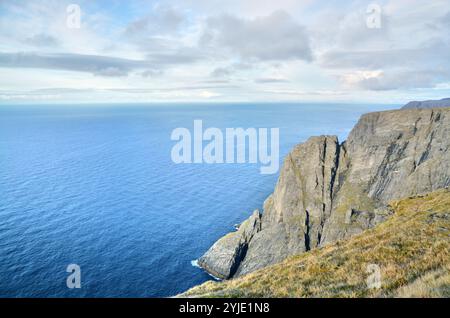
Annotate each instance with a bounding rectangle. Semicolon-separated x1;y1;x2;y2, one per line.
201;11;312;62
1;0;450;103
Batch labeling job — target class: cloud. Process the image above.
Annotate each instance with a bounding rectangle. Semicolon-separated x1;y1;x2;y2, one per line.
0;85;227;102
211;67;232;77
0;52;146;76
125;6;185;36
321;42;450;70
201;10;312;61
313;2;450;92
198;90;221;98
103;85;237;93
325;40;450;91
140;69;164;78
146;51;203;65
341;69;449;91
0;93;61;101
0;51;203;77
123;5;198;57
26;34;60;47
1;1;450;102
121;6;206;68
254;78;289;83
440;11;450;27
209;62;254;78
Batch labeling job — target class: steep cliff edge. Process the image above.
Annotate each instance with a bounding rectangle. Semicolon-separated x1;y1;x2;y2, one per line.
197;107;450;279
183;189;450;297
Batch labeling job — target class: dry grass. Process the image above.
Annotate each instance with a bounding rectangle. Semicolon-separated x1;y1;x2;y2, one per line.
182;189;450;298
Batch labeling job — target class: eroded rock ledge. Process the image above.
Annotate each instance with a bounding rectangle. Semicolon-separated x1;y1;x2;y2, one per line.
198;107;450;279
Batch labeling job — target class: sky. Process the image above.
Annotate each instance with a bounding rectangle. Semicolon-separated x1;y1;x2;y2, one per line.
0;0;449;104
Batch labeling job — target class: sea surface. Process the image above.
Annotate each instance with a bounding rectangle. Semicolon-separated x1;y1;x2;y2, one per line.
0;103;395;297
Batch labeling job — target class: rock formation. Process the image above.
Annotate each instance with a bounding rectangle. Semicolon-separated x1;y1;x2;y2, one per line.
402;98;450;109
198;107;450;279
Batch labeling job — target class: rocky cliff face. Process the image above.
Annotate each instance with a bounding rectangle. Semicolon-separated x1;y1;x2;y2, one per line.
198;108;450;279
402;98;450;109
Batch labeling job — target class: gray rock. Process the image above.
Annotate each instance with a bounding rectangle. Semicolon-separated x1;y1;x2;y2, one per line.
197;210;261;279
198;107;450;279
321;107;450;243
402;98;450;109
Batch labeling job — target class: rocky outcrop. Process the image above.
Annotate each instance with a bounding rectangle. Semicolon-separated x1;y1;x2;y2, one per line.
321;107;450;243
183;190;450;298
402;98;450;109
197;210;262;279
198;107;450;279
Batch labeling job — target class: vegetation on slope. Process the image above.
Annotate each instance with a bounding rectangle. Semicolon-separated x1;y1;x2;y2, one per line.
183;189;450;297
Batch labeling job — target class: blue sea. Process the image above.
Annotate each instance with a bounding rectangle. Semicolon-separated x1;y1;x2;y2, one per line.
0;103;395;297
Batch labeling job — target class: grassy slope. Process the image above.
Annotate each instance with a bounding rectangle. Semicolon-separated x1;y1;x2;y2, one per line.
183;189;450;298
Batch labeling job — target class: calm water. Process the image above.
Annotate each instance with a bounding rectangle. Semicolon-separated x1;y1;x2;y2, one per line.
0;103;395;297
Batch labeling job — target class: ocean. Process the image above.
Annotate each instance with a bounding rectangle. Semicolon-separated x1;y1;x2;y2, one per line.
0;103;395;297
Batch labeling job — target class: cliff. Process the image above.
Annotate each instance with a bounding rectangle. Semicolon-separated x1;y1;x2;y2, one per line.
183;189;450;297
197;107;450;279
402;98;450;109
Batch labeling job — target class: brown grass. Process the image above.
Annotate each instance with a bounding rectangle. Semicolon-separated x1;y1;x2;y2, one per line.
182;189;450;298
